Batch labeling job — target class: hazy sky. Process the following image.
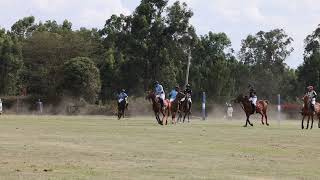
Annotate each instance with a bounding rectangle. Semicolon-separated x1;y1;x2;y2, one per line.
1;0;320;68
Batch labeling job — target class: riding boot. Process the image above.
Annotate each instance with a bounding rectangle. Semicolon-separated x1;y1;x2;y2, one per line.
312;104;315;113
160;99;164;110
251;103;255;114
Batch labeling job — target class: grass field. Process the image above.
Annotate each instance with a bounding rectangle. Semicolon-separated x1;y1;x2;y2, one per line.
0;115;320;180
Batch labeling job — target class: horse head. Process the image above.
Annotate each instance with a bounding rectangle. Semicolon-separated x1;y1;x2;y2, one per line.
234;94;244;103
146;91;156;102
302;95;310;105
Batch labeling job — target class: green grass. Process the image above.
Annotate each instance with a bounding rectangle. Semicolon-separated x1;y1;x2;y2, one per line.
0;115;320;180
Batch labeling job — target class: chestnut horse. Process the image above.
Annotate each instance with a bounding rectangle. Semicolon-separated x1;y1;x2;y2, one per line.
146;92;171;125
301;95;320;129
235;94;269;127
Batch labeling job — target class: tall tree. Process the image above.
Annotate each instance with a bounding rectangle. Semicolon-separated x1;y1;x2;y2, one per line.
0;28;23;95
21;19;101;98
10;16;37;39
239;29;294;100
99;0;197;98
190;31;234;101
298;25;320;92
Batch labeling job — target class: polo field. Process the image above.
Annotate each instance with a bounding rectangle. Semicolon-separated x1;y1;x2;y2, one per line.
0;115;319;180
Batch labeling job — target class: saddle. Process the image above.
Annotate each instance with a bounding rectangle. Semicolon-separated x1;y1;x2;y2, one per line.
163;99;171;107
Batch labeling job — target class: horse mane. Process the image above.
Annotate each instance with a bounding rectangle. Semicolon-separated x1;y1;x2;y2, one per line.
177;91;185;98
146;91;156;101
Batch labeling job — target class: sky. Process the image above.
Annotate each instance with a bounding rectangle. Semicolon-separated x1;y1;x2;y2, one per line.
0;0;320;68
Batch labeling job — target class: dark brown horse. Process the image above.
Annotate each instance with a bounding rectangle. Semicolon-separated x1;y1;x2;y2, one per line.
301;95;320;129
117;99;128;120
234;94;269;127
170;92;186;124
146;92;171;125
178;93;192;123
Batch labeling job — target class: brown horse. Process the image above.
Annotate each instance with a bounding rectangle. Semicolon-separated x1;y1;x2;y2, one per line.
170;92;186;124
178;93;192;123
301;95;320;129
146;92;171;125
234;94;269;127
117;99;128;120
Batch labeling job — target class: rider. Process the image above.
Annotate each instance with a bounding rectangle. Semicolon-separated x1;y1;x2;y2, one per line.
169;85;180;102
248;84;257;114
118;89;128;106
154;81;165;109
306;86;317;112
182;84;192;109
184;84;192;100
0;98;2;115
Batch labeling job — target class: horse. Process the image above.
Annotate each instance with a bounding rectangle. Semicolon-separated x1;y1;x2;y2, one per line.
301;95;320;129
234;94;269;127
117;98;128;120
178;93;192;123
170;92;186;124
146;92;171;125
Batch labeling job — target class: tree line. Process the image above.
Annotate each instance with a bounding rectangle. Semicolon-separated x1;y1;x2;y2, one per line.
0;0;320;104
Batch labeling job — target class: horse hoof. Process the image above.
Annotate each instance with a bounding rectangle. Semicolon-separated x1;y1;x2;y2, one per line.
250;124;253;127
266;123;270;126
243;125;247;127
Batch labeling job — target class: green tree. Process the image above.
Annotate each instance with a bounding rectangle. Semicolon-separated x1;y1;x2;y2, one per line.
98;48;120;102
11;16;37;39
239;29;294;101
0;28;23;95
190;31;234;101
61;57;101;102
298;25;320;93
304;24;320;57
99;0;196;97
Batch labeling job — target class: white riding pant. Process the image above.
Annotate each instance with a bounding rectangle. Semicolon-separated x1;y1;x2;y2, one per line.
118;97;128;103
311;98;316;105
181;97;192;103
227;107;233;117
249;96;257;106
156;93;165;100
